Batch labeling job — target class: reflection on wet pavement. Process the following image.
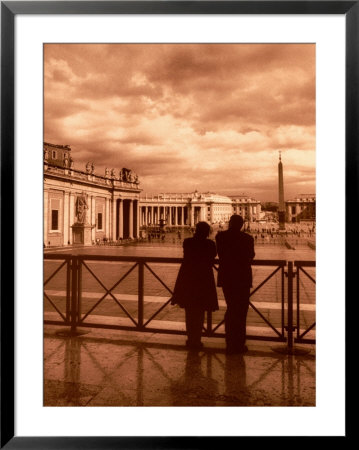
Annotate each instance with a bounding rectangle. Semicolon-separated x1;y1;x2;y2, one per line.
44;327;315;407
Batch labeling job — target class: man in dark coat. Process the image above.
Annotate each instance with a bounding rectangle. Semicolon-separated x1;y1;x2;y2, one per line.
171;222;218;349
216;215;255;354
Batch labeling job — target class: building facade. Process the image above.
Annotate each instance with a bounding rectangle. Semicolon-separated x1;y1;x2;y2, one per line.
139;192;263;227
285;194;316;223
44;143;141;247
139;192;235;227
44;143;263;246
230;195;262;222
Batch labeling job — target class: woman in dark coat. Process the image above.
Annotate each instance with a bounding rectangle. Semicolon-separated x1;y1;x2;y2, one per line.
171;222;218;349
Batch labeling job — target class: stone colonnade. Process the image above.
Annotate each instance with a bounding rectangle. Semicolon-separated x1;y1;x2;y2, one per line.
112;198;139;240
140;205;190;226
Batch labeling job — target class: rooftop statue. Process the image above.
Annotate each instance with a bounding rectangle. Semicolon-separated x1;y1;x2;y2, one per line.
120;168;139;183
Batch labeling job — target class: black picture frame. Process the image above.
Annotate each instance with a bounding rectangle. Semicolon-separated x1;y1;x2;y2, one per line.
1;1;355;447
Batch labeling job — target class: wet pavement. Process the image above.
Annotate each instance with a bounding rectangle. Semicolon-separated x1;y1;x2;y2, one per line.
44;325;315;407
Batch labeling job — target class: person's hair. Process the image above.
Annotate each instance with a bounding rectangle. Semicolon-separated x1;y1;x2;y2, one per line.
228;214;244;230
194;221;211;238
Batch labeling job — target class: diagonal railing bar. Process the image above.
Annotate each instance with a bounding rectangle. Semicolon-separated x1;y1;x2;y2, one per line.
79;261;139;324
212;320;225;333
299;322;316;339
295;262;316;342
299;267;316;284
249;266;281;297
143;298;172;328
44;292;67;322
248;301;283;337
44;260;67;286
144;263;174;295
212;304;282;337
80;289;138;326
82;260;138;297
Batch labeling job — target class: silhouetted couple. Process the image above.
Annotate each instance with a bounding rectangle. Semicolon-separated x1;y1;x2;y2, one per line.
171;215;255;353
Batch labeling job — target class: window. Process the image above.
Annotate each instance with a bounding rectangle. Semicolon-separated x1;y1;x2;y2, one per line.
50;198;60;231
97;212;103;230
51;210;59;230
52;150;57;159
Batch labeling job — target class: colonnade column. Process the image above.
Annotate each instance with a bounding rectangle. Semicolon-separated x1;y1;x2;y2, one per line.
69;193;74;244
191;206;194;226
91;196;96;242
129;200;134;238
44;190;48;245
174;207;178;226
169;206;172;226
118;199;123;239
63;192;69;245
105;198;110;239
112;198;116;240
136;201;140;238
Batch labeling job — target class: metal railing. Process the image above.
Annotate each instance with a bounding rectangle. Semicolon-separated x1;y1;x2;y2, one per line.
294;260;316;344
44;254;315;345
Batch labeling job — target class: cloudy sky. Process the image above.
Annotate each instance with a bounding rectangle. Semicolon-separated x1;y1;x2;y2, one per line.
44;44;315;202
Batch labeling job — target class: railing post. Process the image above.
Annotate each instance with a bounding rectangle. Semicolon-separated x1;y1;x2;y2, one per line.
287;261;294;351
71;256;78;333
66;257;71;322
296;263;300;340
138;262;144;329
272;261;311;355
77;257;82;323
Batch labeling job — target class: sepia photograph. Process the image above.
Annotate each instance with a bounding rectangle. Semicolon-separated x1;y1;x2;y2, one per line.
43;43;316;408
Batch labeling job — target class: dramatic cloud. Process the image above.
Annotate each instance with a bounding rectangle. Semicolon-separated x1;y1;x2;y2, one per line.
44;44;315;201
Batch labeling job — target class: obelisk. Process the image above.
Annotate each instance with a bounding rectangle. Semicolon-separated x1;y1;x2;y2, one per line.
278;151;286;231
